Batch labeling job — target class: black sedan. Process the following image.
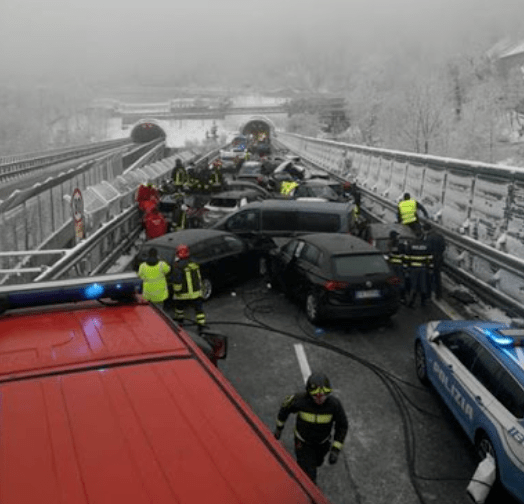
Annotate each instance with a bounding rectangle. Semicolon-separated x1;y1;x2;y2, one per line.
134;229;275;300
268;233;401;323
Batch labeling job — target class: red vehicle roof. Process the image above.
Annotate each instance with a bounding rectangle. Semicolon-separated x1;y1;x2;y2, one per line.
0;298;331;504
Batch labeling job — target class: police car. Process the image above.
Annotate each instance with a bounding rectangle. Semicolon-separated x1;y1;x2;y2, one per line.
0;274;330;504
415;319;524;502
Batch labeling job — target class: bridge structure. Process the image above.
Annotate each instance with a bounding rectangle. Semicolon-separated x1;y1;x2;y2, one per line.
92;99;290;147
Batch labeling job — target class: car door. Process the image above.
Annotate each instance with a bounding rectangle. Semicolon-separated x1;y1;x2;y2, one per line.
270;239;301;293
203;236;241;288
293;242;323;301
221;234;251;281
430;331;492;436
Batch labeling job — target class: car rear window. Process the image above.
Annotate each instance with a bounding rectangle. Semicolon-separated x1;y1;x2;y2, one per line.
333;254;391;276
209;198;239;209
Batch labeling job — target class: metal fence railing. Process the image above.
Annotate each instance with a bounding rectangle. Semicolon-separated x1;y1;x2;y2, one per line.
276;131;524;317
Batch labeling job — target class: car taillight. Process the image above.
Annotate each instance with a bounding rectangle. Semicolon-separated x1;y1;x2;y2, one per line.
386;276;402;286
323;280;349;291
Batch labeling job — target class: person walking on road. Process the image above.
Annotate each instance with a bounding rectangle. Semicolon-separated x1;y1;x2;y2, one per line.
138;247;171;309
274;372;348;484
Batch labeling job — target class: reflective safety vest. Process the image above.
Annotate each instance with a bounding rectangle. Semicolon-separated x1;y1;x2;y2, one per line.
281;180;298;195
172;260;203;300
398;199;417;224
138;261;170;303
172;166;188;186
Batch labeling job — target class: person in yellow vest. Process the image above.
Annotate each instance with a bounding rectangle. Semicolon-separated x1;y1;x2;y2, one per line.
397;192;429;236
171;244;206;332
280;179;299;196
138;247;171;308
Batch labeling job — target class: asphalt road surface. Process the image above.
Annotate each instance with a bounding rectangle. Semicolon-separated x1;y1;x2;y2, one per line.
195;277;519;504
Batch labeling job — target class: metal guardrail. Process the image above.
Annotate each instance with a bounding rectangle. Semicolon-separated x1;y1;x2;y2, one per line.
31;147;225;282
0;138;132;183
276;132;524;318
35;206;142;281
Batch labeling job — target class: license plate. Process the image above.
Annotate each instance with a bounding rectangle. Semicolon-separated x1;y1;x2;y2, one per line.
355;289;381;299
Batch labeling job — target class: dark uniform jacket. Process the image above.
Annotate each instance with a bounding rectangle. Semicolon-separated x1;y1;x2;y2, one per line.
170;258;203;300
276;392;348;447
405;239;433;269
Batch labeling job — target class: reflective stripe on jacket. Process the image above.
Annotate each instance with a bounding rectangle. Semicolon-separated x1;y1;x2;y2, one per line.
138;261;170;303
276;392;348;446
398;199;417;224
172;167;187;186
172;260;203;300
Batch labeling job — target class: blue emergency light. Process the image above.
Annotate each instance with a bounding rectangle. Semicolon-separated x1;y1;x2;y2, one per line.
483;327;524;347
0;273;142;314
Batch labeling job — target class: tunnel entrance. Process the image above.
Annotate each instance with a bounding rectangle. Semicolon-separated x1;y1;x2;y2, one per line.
241;119;272;141
131;122;167;143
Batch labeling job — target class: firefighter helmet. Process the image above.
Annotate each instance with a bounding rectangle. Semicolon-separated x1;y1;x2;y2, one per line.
176;244;190;260
306;372;332;395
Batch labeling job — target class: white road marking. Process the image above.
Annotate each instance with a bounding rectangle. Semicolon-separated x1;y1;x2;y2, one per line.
294;343;311;384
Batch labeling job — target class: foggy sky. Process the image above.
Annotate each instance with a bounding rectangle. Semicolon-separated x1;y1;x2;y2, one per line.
2;0;523;88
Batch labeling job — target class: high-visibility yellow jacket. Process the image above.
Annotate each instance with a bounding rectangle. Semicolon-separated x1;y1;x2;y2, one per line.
138;260;171;303
398;199;417;224
280;181;298;195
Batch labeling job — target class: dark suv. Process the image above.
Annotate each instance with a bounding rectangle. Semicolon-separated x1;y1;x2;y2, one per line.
268;233;401;323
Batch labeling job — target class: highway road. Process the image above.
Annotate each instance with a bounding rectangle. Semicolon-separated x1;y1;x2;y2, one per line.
194;276;518;504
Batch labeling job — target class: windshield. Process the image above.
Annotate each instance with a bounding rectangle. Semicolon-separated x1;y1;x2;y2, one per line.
208;198;239;209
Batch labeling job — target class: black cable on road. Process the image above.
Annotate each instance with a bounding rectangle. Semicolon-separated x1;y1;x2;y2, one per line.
202;286;481;504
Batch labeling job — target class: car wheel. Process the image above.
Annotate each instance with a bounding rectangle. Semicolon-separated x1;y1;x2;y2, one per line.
305;291;323;324
201;277;213;301
476;433;496;463
415;340;429;385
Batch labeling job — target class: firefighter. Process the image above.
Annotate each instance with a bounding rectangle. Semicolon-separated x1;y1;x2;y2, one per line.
274;372;348;484
171;244;206;331
137;247;171;308
209;160;224;192
397;192;429;236
171;159;188;193
186;162;199;192
171;198;187;231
